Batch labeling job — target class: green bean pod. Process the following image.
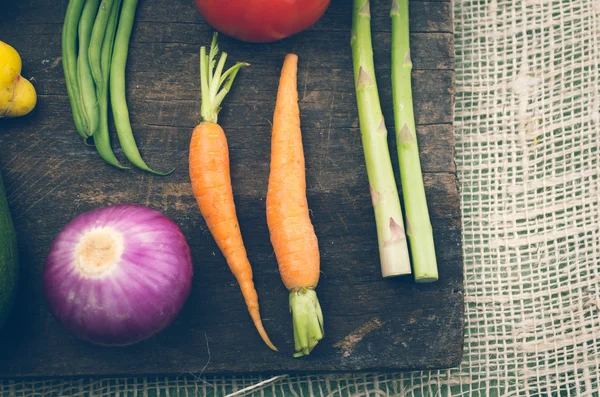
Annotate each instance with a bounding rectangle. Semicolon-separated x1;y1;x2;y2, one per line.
92;0;128;169
77;0;101;137
110;0;174;176
89;0;114;88
61;0;90;139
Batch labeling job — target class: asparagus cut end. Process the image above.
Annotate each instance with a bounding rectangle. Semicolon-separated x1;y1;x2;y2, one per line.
415;275;439;283
381;251;412;277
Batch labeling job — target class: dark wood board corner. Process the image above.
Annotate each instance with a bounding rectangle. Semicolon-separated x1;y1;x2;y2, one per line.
0;0;463;378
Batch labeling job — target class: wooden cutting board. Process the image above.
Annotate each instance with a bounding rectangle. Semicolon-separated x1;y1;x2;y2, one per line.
0;0;462;378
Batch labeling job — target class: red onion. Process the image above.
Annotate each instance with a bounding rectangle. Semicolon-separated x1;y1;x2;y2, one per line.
43;204;193;346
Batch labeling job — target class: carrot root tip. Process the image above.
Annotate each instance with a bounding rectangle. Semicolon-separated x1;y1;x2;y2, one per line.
289;288;324;358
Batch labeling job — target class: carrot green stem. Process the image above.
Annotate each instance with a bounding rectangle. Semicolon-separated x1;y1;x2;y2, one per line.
290;288;323;358
351;0;411;277
199;33;248;124
391;0;438;282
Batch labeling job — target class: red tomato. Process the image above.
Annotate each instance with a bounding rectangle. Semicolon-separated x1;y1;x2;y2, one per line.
194;0;331;43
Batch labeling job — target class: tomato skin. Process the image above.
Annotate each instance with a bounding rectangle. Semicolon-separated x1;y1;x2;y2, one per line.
194;0;331;43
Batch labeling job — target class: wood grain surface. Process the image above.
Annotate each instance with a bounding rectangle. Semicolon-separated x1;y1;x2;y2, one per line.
0;0;463;377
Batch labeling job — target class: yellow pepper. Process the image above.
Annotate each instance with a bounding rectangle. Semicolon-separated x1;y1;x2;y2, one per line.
0;40;37;118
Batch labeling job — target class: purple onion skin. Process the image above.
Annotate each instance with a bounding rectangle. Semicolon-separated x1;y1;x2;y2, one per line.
43;204;193;346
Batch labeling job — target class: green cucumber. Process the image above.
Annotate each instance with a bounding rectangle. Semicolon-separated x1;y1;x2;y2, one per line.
0;170;18;330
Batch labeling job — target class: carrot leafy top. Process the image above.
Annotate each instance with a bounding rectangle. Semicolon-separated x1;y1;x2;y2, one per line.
199;33;249;124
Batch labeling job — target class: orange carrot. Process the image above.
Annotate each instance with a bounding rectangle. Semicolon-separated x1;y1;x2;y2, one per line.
267;54;323;357
189;34;276;352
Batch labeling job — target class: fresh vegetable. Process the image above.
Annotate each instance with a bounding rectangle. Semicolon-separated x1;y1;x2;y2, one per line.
77;0;101;138
110;0;172;175
89;0;114;88
267;54;323;357
43;204;193;346
0;40;37;119
351;0;411;277
62;0;89;138
61;0;171;174
194;0;330;43
0;171;18;330
189;34;276;351
391;0;438;282
91;0;128;169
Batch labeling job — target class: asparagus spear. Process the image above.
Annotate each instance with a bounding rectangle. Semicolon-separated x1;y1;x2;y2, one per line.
391;0;438;282
351;0;411;277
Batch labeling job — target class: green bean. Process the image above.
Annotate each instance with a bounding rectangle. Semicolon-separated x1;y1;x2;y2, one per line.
61;0;90;139
92;0;128;169
77;0;101;137
89;0;113;88
110;0;174;176
99;0;119;87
